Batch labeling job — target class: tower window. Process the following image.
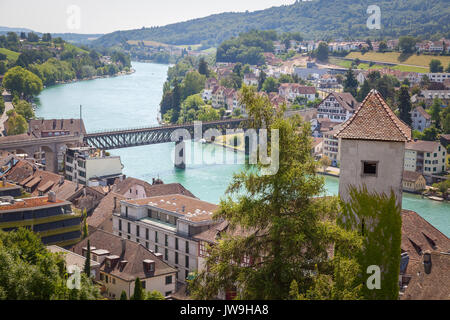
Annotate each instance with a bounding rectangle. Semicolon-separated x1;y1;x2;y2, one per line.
362;161;378;176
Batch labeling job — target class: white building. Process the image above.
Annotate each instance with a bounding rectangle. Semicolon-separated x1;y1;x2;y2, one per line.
278;83;316;102
317;92;359;123
112;194;220;283
404;140;447;177
425;73;450;83
410;106;432;132
65;147;123;187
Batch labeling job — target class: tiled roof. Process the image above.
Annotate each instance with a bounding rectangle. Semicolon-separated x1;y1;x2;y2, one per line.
402;170;423;182
124;194;218;223
406;140;440;153
335;90;412;142
112;177;196;199
0;196;68;211
87;192;125;231
332;92;359;112
412;106;431;120
71;229;176;281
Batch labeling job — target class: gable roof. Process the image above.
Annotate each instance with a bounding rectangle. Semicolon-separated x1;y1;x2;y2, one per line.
331;92;359;111
28;119;86;137
412;106;431;120
87;192;125;231
71;229;176;282
335;90;412;142
112;177;196;199
406;140;441;153
402;170;424;183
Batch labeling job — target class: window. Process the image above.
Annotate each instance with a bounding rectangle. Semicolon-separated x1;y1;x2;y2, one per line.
155;231;158;243
100;273;104;281
112;278;116;284
127;222;130;234
165;248;168;261
146;228;149;240
118;219;122;231
185;255;189;268
155;245;158;253
175;252;179;264
165;234;168;246
145;242;149;249
185;270;189;279
185;241;189;254
165;275;173;285
136;225;140;237
165;291;172;297
362;161;378;176
175;238;179;250
199;242;207;258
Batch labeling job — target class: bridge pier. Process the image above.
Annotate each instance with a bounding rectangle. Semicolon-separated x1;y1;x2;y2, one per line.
174;138;186;170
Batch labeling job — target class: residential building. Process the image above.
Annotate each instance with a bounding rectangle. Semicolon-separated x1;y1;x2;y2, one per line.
0;178;22;198
293;66;329;80
72;229;177;299
0;192;82;247
323;123;342;166
112;194;220;283
404;140;447;178
336;89;411;207
211;86;227;109
278;83;316;102
317;92;359;123
410;106;431;132
310;118;335;138
65;147;123;187
402;171;426;193
418;90;450;106
311;137;323;159
48;245;100;280
243;73;258;86
425;73;450;83
400;210;450;300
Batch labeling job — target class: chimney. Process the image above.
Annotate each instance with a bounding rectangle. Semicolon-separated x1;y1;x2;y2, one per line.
154;252;163;260
121;238;126;255
48;191;57;203
423;251;432;274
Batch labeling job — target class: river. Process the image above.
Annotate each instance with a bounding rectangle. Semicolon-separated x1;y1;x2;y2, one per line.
35;62;450;236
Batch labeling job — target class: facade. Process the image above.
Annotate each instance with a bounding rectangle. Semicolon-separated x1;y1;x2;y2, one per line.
65;147;123;187
317;92;359;123
425;73;450;83
322;123;342;166
112;194;219;283
410;106;431;132
336;90;411;207
48;245;101;280
72;229;177;299
278;83;316;102
402;171;426;193
0;193;82;247
404;140;447;177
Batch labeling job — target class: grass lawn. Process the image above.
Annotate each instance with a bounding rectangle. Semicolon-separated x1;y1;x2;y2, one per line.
0;48;20;62
346;51;450;70
330;56;429;73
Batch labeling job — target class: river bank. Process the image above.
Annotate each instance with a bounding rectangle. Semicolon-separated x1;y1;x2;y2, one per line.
34;61;450;237
51;68;136;86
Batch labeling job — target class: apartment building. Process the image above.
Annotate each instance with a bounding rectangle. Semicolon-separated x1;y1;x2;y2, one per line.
65;147;123;187
425;73;450;83
323;123;342;166
72;229;177;299
317;92;359;123
112;194;220;283
0;192;82;247
278;83;316;102
404;140;447;179
411;106;432;132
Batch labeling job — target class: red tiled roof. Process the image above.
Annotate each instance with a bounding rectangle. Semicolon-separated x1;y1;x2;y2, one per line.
406;140;441;153
335;90;412;142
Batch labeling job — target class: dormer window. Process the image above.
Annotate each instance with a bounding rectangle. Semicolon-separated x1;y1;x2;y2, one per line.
362;161;378;176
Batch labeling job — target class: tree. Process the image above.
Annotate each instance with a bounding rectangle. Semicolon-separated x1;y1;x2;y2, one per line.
189;86;362;300
422;126;439;141
3;66;43;98
6;110;28;135
357;80;371;102
339;186;402;300
0;228;100;299
0;96;4;115
441;106;450;134
14;99;35;121
171;82;181;123
429;98;442;129
397;85;412;126
257;70;267;91
146;290;165;300
316;42;329;62
27;32;40;42
446;63;450;73
378;41;388;52
343;68;358;97
82;209;89;239
429;59;444;73
198;58;209;77
262;77;279;93
84;240;91;277
131;278;145;300
0;61;6;75
182;71;206;100
398;36;416;54
42;33;52;42
120;290;128;300
320;155;331;172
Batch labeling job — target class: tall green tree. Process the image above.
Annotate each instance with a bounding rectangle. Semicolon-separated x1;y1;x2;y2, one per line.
131;278;145;300
82;209;89;239
84;240;91;277
198;58;209;77
343;68;358;97
429;59;444;73
397;85;412;126
171;82;182;123
316;42;329;62
338;186;402;300
262;77;279;93
357;80;371;102
5;110;28;135
120;290;128;300
429;98;442;129
3;66;43;98
398;36;417;54
189;86;362;300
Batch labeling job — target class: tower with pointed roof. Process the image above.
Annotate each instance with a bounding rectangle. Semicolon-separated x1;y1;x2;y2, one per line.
335;90;412;207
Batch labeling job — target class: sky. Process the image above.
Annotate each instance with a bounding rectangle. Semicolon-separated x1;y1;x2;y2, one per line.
0;0;295;34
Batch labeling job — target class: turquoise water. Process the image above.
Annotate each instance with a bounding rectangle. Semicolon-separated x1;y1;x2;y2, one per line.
35;62;450;236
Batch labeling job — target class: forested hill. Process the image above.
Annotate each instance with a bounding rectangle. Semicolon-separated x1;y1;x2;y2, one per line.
93;0;450;48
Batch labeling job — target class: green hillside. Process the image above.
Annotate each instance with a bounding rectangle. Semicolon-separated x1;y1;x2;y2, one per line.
93;0;450;48
0;48;20;62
